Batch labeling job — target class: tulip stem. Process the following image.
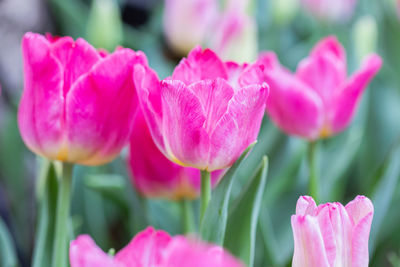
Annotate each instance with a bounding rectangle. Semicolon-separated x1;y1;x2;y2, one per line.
200;170;211;223
52;162;74;267
181;199;195;234
307;141;319;202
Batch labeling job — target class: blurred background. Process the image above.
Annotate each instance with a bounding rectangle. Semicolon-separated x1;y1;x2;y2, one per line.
1;0;400;266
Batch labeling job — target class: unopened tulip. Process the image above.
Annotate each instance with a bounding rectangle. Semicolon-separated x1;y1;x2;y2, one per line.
291;195;374;267
134;46;268;171
301;0;357;23
129;110;222;200
163;0;218;55
19;32;146;165
70;226;243;267
259;36;382;140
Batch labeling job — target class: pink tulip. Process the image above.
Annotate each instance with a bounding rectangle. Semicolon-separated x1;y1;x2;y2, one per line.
70;226;243;267
301;0;358;23
291;195;374;267
163;0;218;55
259;36;382;140
19;32;146;165
134;46;268;171
128;110;223;200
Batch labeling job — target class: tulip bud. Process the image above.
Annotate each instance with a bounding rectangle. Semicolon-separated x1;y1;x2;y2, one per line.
353;15;378;62
87;0;123;51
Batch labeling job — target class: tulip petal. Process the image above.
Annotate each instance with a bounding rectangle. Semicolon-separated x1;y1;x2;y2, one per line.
115;227;171;267
351;212;373;267
172;46;228;85
310;36;346;64
345;195;374;225
70;235;120;267
160;80;210;169
330;54;382;134
19;32;65;159
296;196;317;216
66;49;140;165
291;215;330;267
208;84;267;171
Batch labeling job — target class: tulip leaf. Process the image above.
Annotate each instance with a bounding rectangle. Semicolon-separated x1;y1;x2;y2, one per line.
0;217;18;267
32;162;59;267
200;143;256;244
224;157;268;267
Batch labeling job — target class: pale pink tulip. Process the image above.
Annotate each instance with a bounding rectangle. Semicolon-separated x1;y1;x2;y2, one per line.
134;46;268;171
291;195;374;267
19;32;146;165
259;36;382;140
301;0;358;23
70;227;243;267
128;110;223;200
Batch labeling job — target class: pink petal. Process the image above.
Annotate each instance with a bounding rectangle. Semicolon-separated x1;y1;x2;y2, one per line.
351;212;373;267
161;237;243;267
188;79;234;133
18;32;65;159
208;83;267;171
295;196;317;216
310;36;346;64
69;235;121;267
291;215;330;267
345;195;374;226
330;54;382;134
172;46;228;85
50;37;101;96
115;227;172;267
160;80;210;169
65;49;140;165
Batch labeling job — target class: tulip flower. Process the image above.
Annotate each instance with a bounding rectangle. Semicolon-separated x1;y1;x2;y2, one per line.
19;32;146;165
301;0;358;23
129;110;223;200
70;226;243;267
291;195;374;267
259;36;382;140
163;0;218;55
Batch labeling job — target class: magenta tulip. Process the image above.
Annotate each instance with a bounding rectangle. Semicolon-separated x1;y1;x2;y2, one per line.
291;195;374;267
134;46;268;171
129;110;223;200
70;227;243;267
19;32;146;165
259;36;382;140
301;0;357;23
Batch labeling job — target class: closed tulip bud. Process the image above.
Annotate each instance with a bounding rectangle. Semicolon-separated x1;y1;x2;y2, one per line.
291;196;374;267
134;46;268;171
19;32;146;165
259;36;382;140
70;227;243;267
163;0;218;55
301;0;357;23
353;15;378;62
129;110;222;200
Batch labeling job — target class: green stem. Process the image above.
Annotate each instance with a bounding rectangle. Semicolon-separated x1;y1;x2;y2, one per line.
181;199;195;234
52;163;74;267
307;141;319;202
200;170;211;224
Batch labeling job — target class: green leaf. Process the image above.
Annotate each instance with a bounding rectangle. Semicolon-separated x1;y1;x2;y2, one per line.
224;157;269;267
32;162;59;267
0;217;18;267
200;143;256;244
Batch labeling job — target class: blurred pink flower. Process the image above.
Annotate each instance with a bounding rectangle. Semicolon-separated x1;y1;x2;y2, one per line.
259;36;382;140
291;195;374;267
301;0;358;23
134;46;268;171
128;110;223;200
163;0;218;55
70;227;243;267
18;32;146;165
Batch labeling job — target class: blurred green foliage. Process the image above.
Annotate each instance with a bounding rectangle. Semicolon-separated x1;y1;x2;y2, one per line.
0;0;400;266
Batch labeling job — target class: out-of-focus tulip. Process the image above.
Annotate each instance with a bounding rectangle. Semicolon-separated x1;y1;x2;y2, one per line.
134;46;268;171
70;226;243;267
163;0;218;55
19;32;146;165
301;0;357;23
129;110;222;200
291;195;374;267
353;15;378;62
259;36;382;140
